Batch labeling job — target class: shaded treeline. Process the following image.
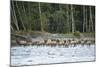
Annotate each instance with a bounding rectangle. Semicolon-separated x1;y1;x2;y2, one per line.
11;1;95;33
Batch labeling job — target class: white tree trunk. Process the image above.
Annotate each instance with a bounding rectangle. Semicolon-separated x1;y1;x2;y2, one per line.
12;1;19;31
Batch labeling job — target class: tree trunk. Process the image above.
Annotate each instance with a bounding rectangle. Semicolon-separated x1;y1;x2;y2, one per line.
12;1;19;31
83;6;85;32
16;1;26;31
71;5;75;33
11;6;16;31
39;2;44;32
85;7;88;32
66;5;70;33
22;2;28;30
11;25;14;31
89;6;94;32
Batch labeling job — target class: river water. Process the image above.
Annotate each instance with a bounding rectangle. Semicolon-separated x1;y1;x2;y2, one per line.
11;45;95;67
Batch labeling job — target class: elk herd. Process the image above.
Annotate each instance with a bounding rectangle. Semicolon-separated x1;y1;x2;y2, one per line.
14;37;95;47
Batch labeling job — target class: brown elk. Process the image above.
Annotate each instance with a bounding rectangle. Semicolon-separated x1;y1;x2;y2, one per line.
16;38;27;45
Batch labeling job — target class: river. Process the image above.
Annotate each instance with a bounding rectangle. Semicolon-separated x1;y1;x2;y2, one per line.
11;45;95;67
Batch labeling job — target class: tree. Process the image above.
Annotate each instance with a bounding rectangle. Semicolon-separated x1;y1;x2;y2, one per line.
71;5;75;33
89;6;94;32
15;1;26;31
11;1;19;31
83;6;85;32
39;2;44;32
85;6;88;32
66;5;70;33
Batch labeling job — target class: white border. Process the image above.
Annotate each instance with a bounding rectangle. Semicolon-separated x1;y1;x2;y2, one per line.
0;0;10;67
14;0;96;5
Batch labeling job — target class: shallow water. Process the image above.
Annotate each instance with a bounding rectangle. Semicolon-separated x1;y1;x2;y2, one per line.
11;45;95;66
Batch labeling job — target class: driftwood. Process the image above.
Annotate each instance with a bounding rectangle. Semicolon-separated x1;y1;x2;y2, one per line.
11;33;28;39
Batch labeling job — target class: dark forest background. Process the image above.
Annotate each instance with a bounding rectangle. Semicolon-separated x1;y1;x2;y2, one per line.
11;1;95;34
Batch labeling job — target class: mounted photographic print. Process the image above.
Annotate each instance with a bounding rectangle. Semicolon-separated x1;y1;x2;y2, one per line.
11;0;95;66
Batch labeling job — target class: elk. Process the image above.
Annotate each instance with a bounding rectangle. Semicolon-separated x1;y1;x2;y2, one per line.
16;38;27;45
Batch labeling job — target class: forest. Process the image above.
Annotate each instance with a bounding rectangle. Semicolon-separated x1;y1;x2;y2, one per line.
11;1;95;34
